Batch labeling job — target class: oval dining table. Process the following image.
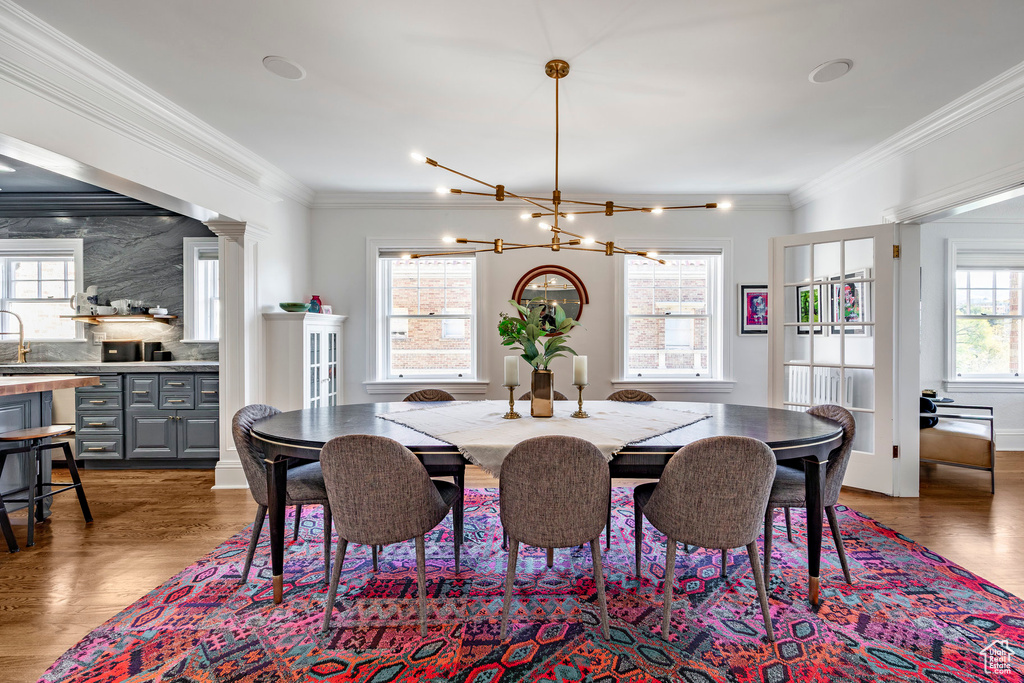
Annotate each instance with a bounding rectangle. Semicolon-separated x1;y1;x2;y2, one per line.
250;401;844;606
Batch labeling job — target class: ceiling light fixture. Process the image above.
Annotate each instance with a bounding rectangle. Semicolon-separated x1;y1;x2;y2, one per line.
262;55;307;81
809;59;853;84
410;60;728;264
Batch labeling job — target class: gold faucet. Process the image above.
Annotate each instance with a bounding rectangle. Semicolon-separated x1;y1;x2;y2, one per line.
0;310;31;363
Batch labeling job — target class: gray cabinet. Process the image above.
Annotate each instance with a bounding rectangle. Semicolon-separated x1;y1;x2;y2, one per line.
76;374;124;460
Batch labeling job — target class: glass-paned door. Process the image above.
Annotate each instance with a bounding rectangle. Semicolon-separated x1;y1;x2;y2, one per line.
771;224;895;494
307;330;323;408
325;331;339;406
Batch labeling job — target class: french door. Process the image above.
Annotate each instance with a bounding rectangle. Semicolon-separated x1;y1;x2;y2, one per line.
770;224;895;495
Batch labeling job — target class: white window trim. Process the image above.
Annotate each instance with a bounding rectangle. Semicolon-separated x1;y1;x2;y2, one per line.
944;238;1024;390
182;237;219;343
365;238;483;386
0;238;85;342
614;239;733;390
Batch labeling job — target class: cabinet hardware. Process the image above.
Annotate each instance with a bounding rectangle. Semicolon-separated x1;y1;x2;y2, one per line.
87;422;107;427
201;390;216;394
132;390;148;394
86;447;107;451
167;382;185;386
89;400;106;404
168;399;185;404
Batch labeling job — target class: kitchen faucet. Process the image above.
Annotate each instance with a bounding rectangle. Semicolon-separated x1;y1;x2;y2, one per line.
0;310;31;363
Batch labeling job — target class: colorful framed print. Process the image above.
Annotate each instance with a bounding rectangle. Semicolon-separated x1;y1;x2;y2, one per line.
739;284;768;334
796;284;824;335
829;270;870;335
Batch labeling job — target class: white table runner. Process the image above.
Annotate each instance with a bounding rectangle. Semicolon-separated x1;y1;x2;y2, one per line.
379;400;709;476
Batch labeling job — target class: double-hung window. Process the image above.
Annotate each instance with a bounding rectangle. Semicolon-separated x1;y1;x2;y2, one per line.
623;252;723;378
949;241;1024;380
183;238;220;342
0;239;83;340
379;254;476;379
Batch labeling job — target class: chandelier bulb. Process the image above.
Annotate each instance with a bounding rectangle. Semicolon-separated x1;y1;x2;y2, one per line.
410;152;426;163
719;202;733;210
582;237;596;245
651;207;663;214
566;213;575;221
401;253;412;260
520;213;531;220
538;222;550;230
436;187;450;195
442;236;456;244
648;251;659;258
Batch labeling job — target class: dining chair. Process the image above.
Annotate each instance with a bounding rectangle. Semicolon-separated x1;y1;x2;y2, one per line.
320;434;460;637
634;436;776;642
606;389;657;402
762;404;856;587
403;389;456;402
233;404;334;584
518;389;569;401
499;435;611;640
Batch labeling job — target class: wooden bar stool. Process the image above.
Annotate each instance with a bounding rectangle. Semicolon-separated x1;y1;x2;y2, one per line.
0;425;92;551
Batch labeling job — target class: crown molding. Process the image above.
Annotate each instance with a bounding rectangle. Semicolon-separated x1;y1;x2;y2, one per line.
882;158;1024;224
0;191;176;216
0;1;314;207
205;219;272;242
312;191;793;212
790;59;1024;209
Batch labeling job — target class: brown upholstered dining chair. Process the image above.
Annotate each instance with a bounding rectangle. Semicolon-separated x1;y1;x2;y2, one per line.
499;435;611;640
762;404;856;587
519;389;569;401
634;436;777;642
403;389;456;402
233;405;333;584
320;435;460;637
606;389;657;402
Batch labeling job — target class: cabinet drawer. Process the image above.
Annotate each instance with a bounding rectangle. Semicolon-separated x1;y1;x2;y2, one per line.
127;375;158;408
76;392;122;411
75;412;122;434
159;392;194;410
76;437;123;460
160;375;194;391
179;413;220;459
76;374;123;393
126;410;176;459
196;376;219;408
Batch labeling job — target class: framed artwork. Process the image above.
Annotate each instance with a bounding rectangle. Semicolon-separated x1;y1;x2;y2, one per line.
796;284;825;335
829;270;870;335
321;305;333;315
739;284;768;334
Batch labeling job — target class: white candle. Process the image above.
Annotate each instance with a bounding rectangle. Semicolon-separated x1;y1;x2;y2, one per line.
573;355;588;386
504;356;520;387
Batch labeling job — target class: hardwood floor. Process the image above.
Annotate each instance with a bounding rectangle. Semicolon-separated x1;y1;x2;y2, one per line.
0;453;1021;682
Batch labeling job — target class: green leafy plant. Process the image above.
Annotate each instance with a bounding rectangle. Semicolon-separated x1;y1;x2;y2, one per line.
498;297;580;369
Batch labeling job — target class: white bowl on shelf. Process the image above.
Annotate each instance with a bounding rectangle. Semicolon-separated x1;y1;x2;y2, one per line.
149;308;168;315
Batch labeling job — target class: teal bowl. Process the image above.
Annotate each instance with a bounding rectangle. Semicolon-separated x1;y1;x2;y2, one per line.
279;302;311;312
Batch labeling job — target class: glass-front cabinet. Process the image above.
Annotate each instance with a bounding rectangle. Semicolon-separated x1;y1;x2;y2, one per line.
264;312;347;411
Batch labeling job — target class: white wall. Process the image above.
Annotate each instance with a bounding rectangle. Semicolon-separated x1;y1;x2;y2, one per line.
921;221;1024;449
311;202;791;406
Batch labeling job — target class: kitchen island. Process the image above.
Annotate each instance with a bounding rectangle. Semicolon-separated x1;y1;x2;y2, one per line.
0;375;101;517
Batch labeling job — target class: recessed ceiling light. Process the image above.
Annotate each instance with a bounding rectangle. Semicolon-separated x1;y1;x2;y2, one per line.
809;59;853;84
0;164;14;172
262;56;306;81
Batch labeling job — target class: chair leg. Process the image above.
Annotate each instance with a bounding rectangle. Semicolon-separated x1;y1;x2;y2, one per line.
34;444;45;523
634;500;643;577
662;538;677;640
763;508;774;586
746;542;775;642
453;509;461;574
59;442;92;522
606;481;612;550
241;505;267;583
720;548;728;578
589;537;610;639
0;451;18;553
293;504;303;541
502;527;508;551
26;447;37;547
546;547;553;568
825;505;853;585
415;535;428;637
454;469;465;545
499;538;520;640
321;537;348;634
784;507;793;543
372;544;378;572
322;504;332;585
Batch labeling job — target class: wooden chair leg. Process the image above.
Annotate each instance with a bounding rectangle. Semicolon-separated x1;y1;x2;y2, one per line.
746;542;775;642
546;547;553;568
240;505;267;583
825;505;853;584
720;548;728;578
662;538;677;639
763;508;774;586
634;500;643;577
415;535;428;637
499;538;520;640
322;504;332;585
321;537;348;634
589;537;610;639
293;504;303;541
784;507;793;543
58;442;92;522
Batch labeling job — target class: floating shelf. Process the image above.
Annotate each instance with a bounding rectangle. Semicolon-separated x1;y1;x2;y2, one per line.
61;314;178;326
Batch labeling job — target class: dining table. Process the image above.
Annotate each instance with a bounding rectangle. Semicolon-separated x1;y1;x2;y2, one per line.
250;401;844;606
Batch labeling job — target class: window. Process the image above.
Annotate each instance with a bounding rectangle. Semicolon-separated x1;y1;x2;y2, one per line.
379;254;476;379
623;253;722;378
0;239;83;340
183;238;219;342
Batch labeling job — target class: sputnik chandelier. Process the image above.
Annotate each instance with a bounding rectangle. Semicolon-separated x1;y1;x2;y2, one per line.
409;59;731;265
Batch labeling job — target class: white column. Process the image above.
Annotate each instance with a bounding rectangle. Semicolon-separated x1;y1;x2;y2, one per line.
205;219;269;489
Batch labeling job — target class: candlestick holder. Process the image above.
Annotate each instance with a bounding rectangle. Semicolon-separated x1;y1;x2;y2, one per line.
503;385;522;419
571;383;589;418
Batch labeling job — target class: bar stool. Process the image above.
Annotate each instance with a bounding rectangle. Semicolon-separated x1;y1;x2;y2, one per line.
0;425;92;551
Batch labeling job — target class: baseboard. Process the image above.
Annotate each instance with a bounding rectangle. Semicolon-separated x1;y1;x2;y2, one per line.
212;460;249;489
996;430;1024;452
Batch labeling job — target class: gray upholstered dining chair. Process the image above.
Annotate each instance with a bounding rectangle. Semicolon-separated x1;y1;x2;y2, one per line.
519;389;569;401
320;434;460;637
233;404;333;584
606;389;657;402
403;389;456;402
499;435;611;640
763;404;856;587
633;436;777;642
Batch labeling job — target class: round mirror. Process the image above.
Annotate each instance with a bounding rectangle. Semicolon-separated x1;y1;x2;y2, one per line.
512;265;588;332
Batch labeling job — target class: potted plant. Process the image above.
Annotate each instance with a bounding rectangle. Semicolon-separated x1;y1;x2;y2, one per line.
498;297;579;416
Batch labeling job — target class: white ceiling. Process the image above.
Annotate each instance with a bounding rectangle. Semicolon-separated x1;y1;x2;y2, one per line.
16;0;1024;195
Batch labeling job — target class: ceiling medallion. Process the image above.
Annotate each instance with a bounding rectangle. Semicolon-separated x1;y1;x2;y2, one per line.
409;59;730;264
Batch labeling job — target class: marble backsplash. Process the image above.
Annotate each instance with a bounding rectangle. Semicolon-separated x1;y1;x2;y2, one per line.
0;215;218;363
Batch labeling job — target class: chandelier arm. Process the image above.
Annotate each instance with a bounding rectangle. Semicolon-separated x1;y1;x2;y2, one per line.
432;161;500;191
501;190;556;213
410;247;497;258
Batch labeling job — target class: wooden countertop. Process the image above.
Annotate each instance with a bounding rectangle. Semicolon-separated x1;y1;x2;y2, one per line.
0;374;101;397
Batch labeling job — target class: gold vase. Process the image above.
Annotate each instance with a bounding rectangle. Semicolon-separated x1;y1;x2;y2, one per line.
530;368;554;417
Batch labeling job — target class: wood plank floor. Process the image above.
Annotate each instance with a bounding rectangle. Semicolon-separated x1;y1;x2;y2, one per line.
0;453;1020;682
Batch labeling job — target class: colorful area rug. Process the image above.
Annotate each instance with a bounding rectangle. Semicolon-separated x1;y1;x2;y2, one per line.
42;489;1024;682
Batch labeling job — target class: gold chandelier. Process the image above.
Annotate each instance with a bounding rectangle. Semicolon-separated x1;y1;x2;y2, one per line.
409;59;730;265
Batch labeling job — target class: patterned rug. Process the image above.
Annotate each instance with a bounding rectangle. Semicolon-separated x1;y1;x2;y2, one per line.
41;489;1024;682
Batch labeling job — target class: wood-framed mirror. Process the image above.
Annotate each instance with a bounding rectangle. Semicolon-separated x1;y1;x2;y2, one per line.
512;265;589;333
